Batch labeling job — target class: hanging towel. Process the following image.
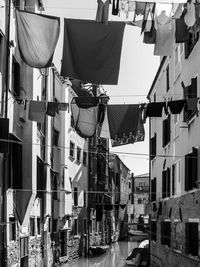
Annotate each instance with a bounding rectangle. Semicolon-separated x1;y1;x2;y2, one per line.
184;0;196;28
141;2;155;34
28;101;47;122
15;10;60;68
58;102;68;111
112;0;119;15
154;12;175;57
168;100;185;114
146;102;164;117
46;102;59;117
0;118;9;153
100;106;111;139
175;18;189;43
71;100;98;138
106;104;145;147
189;3;200;34
61;19;125;85
96;0;111;24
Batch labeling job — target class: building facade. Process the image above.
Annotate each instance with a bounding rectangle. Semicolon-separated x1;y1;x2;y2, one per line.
148;25;200;267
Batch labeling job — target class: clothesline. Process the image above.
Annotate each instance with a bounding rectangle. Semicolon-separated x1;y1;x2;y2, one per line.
0;138;198;159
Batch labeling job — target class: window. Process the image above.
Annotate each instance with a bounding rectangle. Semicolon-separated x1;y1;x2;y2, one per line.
30;218;35;236
185;148;198;191
60;230;67;256
74;218;78;236
162;115;170;147
166;65;169;91
53;128;59;147
151;177;157;202
162;168;170;198
83;191;86;207
185;222;198;256
83;151;87;165
20;236;29;258
9;217;16;241
37;157;46;198
37;217;41;235
74;187;78;206
150;134;156;160
161;221;171;247
138;198;142;204
183;77;198;122
83;219;87;234
12;58;21;98
51;170;59;200
185;32;199;59
76;147;81;163
69;141;75;158
151;221;157;242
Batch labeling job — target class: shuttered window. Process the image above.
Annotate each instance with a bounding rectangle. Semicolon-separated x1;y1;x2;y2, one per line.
162;168;171;198
162;115;170;147
151;221;157;242
185;147;197;191
161;221;171;247
185;222;198;256
151;177;157;202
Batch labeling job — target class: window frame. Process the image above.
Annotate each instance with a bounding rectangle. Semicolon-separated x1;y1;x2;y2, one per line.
69;141;75;159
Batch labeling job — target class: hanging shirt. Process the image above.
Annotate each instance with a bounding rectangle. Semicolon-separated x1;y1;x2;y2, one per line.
71;98;98;138
184;0;196;28
96;0;111;24
154;13;175;57
61;19;125;85
28;101;47;122
146;102;164;117
15;10;60;68
175;18;189;43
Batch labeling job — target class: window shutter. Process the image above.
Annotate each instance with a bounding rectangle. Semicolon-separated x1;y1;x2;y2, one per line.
162;170;166;198
185;154;189;191
191;147;197;189
166;167;171;197
190;222;198;256
172;164;175;195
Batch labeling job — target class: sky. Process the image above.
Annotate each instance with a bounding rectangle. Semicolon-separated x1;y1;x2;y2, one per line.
44;0;181;175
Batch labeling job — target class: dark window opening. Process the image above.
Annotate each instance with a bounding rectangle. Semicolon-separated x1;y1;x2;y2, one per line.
69;141;75;158
185;222;198;256
53;128;59;147
161;221;171;247
185;147;198;191
150;134;156;160
74;219;78;236
30;217;35;236
12;58;21;98
9;217;16;241
37;157;46;198
76;147;81;163
74;187;78;206
162;168;171;198
37;217;41;235
51;170;59;200
162;115;170;147
83;151;87;165
151;177;157;202
151;221;157;242
166;65;170;91
60;230;67;257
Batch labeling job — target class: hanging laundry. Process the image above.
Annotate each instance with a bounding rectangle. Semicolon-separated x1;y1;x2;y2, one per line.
112;0;119;15
186;98;199;112
58;102;68;111
28;101;47;122
70;98;98;138
15;10;60;68
128;1;135;12
119;0;129;19
46;102;59;117
167;100;186;114
146;102;164;117
96;0;111;24
184;0;196;28
0;118;9;153
154;11;175;57
172;3;183;19
141;2;156;34
143;21;156;44
106;104;145;147
100;106;111;139
189;2;200;34
134;1;146;21
175;18;189;43
61;19;125;85
74;97;99;109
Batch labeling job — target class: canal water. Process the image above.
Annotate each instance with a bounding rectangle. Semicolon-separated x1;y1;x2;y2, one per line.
61;237;141;267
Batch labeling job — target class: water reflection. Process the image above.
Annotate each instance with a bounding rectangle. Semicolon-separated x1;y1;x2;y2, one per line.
62;237;139;267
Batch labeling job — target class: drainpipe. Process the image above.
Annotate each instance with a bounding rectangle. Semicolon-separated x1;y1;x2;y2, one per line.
1;1;11;266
